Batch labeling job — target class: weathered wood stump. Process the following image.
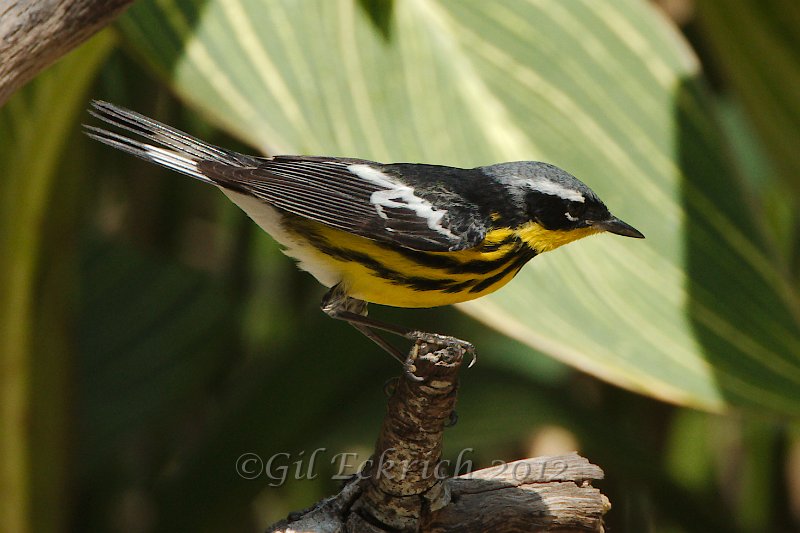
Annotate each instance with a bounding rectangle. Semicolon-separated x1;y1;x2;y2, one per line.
267;341;609;532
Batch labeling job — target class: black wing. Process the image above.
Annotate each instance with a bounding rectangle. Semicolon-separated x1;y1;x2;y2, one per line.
200;157;489;251
85;101;489;251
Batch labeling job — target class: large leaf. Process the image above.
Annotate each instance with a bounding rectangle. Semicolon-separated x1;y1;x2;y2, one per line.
694;0;800;268
0;32;114;533
76;238;233;473
115;0;800;413
696;0;800;194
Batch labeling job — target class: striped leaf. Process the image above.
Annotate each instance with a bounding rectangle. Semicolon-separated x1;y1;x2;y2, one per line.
695;0;800;263
0;32;115;533
117;0;800;413
696;0;800;194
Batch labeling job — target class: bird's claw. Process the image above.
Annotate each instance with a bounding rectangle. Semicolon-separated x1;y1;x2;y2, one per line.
405;331;477;367
403;346;425;382
403;360;424;382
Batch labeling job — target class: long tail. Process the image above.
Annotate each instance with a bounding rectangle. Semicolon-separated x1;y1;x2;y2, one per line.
84;100;260;183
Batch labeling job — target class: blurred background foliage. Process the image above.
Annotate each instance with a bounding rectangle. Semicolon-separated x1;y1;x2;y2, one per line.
1;0;799;532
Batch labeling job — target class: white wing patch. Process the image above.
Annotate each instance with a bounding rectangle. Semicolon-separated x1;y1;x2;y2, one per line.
527;179;585;203
348;164;457;239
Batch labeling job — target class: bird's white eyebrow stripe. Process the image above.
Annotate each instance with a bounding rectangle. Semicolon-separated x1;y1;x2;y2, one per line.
527;179;585;202
347;164;457;239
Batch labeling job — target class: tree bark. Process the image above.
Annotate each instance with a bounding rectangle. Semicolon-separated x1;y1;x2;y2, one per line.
267;341;609;532
0;0;134;106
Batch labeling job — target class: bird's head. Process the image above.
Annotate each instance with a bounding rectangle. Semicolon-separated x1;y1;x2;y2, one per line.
483;161;644;253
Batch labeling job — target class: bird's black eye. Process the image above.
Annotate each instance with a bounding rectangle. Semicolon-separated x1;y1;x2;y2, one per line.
565;201;586;222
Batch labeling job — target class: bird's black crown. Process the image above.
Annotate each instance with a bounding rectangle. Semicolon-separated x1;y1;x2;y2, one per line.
481;161;610;232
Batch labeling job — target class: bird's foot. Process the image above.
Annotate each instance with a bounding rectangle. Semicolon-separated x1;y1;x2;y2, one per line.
403;345;424;382
404;331;477;368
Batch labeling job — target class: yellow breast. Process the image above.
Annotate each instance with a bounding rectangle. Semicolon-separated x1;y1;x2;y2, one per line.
281;219;598;308
283;222;528;307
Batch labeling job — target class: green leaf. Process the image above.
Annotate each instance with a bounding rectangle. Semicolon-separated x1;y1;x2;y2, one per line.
0;31;115;533
76;237;233;473
696;0;800;194
116;0;800;413
694;0;800;274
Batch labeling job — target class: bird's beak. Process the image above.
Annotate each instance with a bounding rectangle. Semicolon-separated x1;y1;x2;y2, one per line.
591;216;645;239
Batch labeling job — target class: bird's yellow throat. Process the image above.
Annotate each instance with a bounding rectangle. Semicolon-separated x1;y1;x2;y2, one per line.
482;222;601;254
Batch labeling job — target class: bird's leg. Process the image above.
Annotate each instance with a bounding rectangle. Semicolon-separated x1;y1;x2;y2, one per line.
321;284;477;375
321;285;422;380
351;320;427;383
333;310;478;369
320;284;400;360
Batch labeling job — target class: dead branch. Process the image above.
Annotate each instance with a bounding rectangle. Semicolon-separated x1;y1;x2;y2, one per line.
267;341;608;532
0;0;134;106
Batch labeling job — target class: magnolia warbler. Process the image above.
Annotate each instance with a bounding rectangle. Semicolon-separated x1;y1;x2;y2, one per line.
86;101;644;374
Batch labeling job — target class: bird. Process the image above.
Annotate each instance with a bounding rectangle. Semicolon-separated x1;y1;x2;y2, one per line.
85;100;644;376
